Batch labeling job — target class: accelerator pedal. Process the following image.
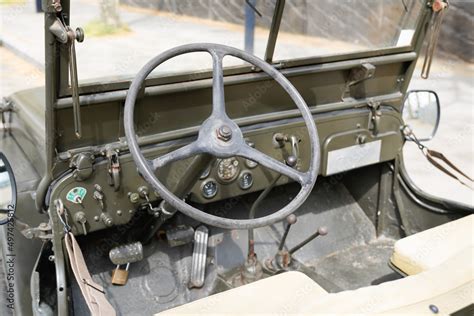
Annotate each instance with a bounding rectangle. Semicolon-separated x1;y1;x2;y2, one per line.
189;226;209;288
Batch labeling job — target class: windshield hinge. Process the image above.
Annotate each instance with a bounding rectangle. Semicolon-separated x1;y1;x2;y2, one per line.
421;0;449;79
0;97;14;134
107;149;121;192
49;13;85;139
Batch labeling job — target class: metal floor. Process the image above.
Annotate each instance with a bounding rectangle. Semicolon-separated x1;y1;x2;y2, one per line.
308;239;400;292
72;180;401;315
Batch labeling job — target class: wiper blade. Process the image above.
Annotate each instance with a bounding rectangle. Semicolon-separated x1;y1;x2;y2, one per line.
401;0;408;12
245;0;263;17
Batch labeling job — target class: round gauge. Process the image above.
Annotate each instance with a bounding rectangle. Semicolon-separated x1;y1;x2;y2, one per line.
217;157;240;182
239;171;254;190
200;164;212;180
201;179;218;199
245;158;258;169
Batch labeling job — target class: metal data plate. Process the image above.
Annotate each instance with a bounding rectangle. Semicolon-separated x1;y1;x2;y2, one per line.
189;226;209;288
326;140;382;175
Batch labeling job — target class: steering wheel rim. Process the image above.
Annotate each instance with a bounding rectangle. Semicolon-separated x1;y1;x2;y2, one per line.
124;43;320;229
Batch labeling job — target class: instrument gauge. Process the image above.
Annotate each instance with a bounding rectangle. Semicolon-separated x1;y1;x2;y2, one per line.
201;179;218;199
217;157;240;182
239;171;254;190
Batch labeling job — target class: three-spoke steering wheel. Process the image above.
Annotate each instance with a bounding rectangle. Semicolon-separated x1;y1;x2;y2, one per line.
124;44;320;229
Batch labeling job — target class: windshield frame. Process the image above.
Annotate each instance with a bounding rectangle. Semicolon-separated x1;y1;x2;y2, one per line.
57;0;428;97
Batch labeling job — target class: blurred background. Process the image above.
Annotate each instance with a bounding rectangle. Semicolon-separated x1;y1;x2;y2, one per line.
0;0;473;206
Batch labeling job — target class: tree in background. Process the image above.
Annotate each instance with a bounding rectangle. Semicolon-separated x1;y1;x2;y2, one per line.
85;0;129;37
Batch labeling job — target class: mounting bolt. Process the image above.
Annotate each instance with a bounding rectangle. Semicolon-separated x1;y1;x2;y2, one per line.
217;125;232;142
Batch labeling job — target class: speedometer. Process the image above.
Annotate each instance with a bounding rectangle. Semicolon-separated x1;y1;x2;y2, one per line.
217;157;240;183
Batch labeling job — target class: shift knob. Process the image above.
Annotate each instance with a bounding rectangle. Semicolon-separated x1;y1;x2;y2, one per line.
318;226;328;236
286;214;297;225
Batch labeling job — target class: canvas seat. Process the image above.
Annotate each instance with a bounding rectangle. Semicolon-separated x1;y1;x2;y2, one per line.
390;214;473;275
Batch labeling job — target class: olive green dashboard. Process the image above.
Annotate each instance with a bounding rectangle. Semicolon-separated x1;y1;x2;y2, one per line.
49;108;402;236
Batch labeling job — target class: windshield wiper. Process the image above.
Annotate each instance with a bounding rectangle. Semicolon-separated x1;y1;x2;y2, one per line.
245;0;262;17
264;0;286;63
401;0;408;12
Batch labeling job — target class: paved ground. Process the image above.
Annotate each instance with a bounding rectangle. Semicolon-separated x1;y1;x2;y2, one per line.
0;0;357;83
0;0;472;207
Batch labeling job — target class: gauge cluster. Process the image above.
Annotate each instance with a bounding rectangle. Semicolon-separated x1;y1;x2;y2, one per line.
193;157;258;202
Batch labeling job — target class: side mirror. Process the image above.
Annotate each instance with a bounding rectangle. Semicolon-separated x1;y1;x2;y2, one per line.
0;153;16;225
402;90;441;141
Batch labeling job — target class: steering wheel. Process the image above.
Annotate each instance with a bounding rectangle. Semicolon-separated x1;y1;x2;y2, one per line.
124;43;320;229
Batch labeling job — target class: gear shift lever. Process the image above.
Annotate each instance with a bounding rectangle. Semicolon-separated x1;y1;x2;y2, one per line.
288;226;328;255
265;214;328;272
278;214;297;251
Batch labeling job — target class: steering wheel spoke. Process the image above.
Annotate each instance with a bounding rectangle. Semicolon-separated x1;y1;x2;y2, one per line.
151;141;203;170
210;50;227;118
239;145;308;185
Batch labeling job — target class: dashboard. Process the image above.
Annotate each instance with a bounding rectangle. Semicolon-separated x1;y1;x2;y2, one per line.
50;109;402;236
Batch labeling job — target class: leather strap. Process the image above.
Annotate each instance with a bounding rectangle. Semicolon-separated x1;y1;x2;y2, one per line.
65;232;116;316
424;149;473;190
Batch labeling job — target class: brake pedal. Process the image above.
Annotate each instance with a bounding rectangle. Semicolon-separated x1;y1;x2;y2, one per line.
189;226;209;288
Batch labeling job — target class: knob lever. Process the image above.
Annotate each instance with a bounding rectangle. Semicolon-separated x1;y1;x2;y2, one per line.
288;226;328;255
278;214;297;251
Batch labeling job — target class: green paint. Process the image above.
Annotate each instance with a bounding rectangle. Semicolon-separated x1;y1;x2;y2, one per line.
66;187;87;204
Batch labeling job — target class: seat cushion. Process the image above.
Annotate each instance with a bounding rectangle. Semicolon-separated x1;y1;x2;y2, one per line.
160;271;328;315
390;214;474;275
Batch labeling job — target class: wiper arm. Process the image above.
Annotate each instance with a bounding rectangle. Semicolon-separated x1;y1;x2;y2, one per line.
401;0;408;12
245;0;262;17
264;0;286;63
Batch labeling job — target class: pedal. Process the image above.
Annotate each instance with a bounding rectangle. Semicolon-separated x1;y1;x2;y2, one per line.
109;241;143;286
189;226;209;288
166;225;195;248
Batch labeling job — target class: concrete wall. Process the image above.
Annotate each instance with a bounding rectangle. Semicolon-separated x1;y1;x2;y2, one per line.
122;0;473;62
438;1;473;62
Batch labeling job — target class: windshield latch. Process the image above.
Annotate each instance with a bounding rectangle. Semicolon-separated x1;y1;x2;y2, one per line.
49;17;85;139
367;100;382;136
342;63;376;100
107;149;121;192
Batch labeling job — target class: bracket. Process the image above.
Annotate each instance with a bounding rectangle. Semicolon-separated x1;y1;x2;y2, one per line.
0;98;14;133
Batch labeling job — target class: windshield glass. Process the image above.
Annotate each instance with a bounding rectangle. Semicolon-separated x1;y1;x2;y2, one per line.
72;0;423;83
